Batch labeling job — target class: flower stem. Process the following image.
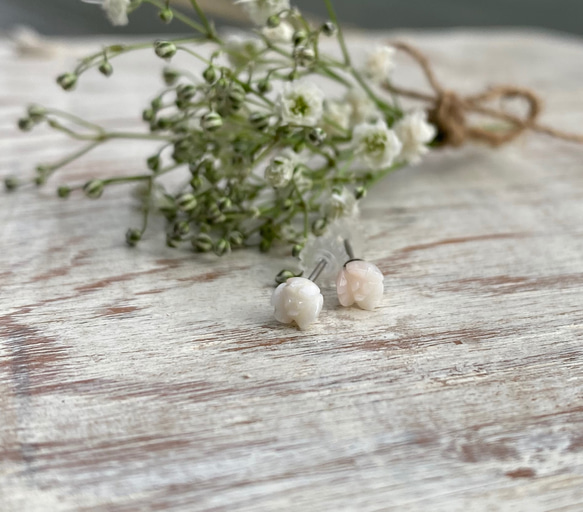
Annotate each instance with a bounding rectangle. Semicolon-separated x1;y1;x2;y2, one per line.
323;0;351;66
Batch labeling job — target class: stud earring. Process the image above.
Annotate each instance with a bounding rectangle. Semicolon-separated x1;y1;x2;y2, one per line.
271;258;326;330
336;239;384;311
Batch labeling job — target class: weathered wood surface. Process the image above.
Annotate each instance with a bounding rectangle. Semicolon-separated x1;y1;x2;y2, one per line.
1;31;583;511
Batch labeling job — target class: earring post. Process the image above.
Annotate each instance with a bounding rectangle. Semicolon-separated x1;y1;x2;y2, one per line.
308;258;327;282
343;239;355;260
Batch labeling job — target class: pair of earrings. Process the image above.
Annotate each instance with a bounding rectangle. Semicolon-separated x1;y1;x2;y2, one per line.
271;240;384;330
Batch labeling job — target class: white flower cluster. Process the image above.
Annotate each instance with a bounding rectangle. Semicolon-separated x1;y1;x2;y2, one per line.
278;82;324;127
235;0;290;25
81;0;130;26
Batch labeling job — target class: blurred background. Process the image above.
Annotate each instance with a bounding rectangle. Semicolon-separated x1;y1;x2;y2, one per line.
1;0;582;36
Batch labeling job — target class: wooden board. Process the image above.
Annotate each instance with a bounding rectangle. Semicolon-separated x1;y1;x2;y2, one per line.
1;30;583;511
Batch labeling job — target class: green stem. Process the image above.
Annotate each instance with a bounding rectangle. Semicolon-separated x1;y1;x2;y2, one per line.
103;175;153;185
323;0;351;66
188;0;218;41
44;140;102;177
142;0;207;34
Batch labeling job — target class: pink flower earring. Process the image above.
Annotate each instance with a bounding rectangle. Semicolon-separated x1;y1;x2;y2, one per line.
336;240;384;310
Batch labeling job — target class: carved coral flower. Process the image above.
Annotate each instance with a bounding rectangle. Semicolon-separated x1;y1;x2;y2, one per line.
336;260;384;310
271;277;323;330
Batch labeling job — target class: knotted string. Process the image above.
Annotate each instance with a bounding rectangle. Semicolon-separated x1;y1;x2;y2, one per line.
385;41;583;147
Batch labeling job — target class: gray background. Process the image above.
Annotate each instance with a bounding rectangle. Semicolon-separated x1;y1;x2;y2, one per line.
1;0;582;36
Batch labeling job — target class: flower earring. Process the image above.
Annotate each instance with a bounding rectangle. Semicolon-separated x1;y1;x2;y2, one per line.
271;259;326;330
336;240;384;311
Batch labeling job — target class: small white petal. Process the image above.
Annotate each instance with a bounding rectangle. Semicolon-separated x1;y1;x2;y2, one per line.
353;120;402;170
278;82;324;127
235;0;290;25
364;46;396;84
262;21;294;44
102;0;131;26
394;110;437;164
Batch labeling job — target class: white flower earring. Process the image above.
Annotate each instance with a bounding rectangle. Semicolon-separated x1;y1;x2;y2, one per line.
271;259;326;330
336;240;384;311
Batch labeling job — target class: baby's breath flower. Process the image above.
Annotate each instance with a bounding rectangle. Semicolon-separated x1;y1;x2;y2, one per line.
262;21;294;44
264;150;298;188
235;0;290;26
363;45;396;85
278;82;324;127
325;187;358;219
82;0;131;26
394;110;437;164
344;88;379;125
224;36;263;68
324;100;352;134
353;120;402;170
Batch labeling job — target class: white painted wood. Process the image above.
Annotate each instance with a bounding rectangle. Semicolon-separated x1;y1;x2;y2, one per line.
1;30;583;511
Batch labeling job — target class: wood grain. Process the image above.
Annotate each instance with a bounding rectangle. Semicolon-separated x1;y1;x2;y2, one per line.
1;31;583;511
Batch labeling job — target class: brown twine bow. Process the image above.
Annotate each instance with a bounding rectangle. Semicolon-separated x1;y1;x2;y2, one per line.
385;41;583;147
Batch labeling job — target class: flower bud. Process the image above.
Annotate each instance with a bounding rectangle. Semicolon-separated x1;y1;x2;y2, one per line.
163;68;180;86
293;46;315;66
321;21;337;36
355;186;367;199
287;69;299;81
217;197;232;211
18;118;34;132
189;175;203;190
193;233;213;253
154;41;177;60
35;165;50;186
147;155;160;172
207;204;226;224
292;243;303;258
142;109;155;123
214;239;230;256
308;127;326;145
201;111;223;132
257;78;272;94
125;228;142;247
249;112;271;131
4;176;19;192
177;84;196;101
275;269;296;284
57;73;78;91
57;185;71;198
202;65;218;84
267;15;281;28
83;179;104;199
159;8;174;24
27;105;46;123
177;193;198;211
228;231;244;247
166;233;181;248
227;83;246;109
98;61;113;77
174;220;191;236
293;30;308;47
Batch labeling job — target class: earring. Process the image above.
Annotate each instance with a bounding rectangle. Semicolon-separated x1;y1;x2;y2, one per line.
271;258;326;330
336;239;384;311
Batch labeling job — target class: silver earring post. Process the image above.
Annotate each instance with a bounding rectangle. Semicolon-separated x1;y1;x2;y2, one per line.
343;239;362;265
308;258;328;282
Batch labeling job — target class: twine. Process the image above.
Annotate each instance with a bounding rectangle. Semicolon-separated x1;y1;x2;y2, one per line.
385;41;583;147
